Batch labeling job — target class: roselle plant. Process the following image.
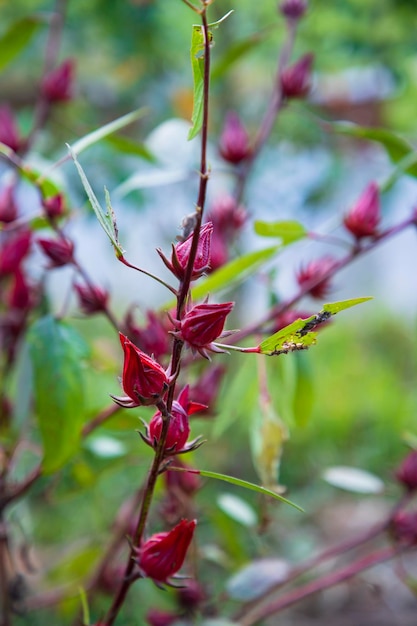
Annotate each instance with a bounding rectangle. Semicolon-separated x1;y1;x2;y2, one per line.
1;1;417;625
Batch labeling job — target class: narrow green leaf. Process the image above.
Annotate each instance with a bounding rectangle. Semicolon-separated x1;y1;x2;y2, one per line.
70;108;148;156
78;587;90;626
330;122;417;177
188;24;208;141
171;467;303;511
105;134;156;162
69;148;124;258
254;220;307;244
259;297;372;356
27;316;89;474
0;16;43;72
0;142;61;198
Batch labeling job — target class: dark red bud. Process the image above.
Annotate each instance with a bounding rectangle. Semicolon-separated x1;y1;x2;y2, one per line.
148;403;190;453
344;182;380;239
41;59;75;103
8;269;32;310
396;450;417;492
165;458;202;494
0;230;31;275
42;194;66;220
123;309;170;359
207;196;247;236
281;53;313;99
75;283;109;314
0;106;22;152
146;609;178;626
219;112;252;165
177;579;206;611
179;301;234;356
0;185;18;224
171;221;213;281
391;510;417;546
37;237;74;267
296;256;335;299
280;0;308;19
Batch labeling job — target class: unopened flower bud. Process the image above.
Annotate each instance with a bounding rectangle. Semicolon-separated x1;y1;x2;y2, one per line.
391;510;417;546
158;222;213;281
207;196;247;236
296;256;334;299
37;236;74;267
111;333;169;408
42;194;66;220
146;609;178;626
8;269;32;310
280;0;307;20
281;54;313;99
0;230;31;275
0;185;18;224
41;59;75;103
75;283;109;315
165;458;202;495
344;182;380;239
177;301;234;358
396;450;417;492
177;579;206;612
136;519;197;583
124;309;170;359
0;106;22;152
219;112;252;165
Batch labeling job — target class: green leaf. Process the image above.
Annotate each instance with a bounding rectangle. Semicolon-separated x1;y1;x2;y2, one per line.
188;24;208;141
69;148;124;258
254;220;307;244
0;16;43;72
70;108;148;156
105;134;156;162
259;297;372;356
212;29;271;80
171;466;303;511
27;316;89;474
292;353;315;427
330;122;417;177
0;142;61;198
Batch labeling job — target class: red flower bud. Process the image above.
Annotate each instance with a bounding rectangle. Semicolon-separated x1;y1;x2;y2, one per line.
296;256;335;299
124;309;171;360
42;194;66;220
136;519;196;583
75;283;109;314
207;196;247;236
8;269;32;310
111;333;169;408
344;182;380;239
165;458;202;495
158;222;213;281
392;510;417;546
143;386;206;454
146;610;178;626
177;301;234;358
280;0;308;20
189;364;225;412
0;230;31;275
396;450;417;492
37;237;74;267
0;106;22;152
41;59;75;103
0;185;18;224
281;54;313;99
219;112;252;165
177;579;206;612
209;232;229;272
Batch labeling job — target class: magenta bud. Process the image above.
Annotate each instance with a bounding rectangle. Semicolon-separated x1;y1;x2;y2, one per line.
8;269;32;310
146;609;178;626
42;194;66;220
392;510;417;546
0;106;22;152
41;59;75;103
111;333;169;408
75;283;109;314
136;519;197;583
165;458;202;494
177;301;234;357
279;0;308;19
158;222;213;282
396;450;417;492
207;196;247;235
37;236;74;267
296;256;335;299
344;182;380;239
0;185;18;224
219;112;252;165
0;230;32;276
124;309;171;359
281;53;313;99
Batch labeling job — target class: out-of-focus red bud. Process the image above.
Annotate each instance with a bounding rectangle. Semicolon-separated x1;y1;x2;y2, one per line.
0;230;31;275
37;236;74;267
159;222;213;281
207;196;247;236
41;59;75;103
344;182;380;239
281;54;313;99
177;579;206;612
111;333;169;408
177;301;234;358
280;0;308;19
136;519;196;583
165;458;202;495
392;510;417;546
190;364;225;412
75;283;109;315
0;106;22;152
219;112;252;165
124;309;171;360
296;256;335;299
8;269;31;310
208;231;229;272
0;185;18;224
396;450;417;492
42;194;66;220
146;609;178;626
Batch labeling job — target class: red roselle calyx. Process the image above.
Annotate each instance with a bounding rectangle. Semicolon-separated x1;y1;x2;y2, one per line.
142;386;206;454
279;0;308;20
135;519;197;583
158;222;213;281
296;256;335;299
174;300;234;359
219;112;252;165
41;59;75;103
344;182;380;239
0;230;32;276
391;510;417;547
281;53;313;99
111;333;169;407
42;193;66;220
75;283;109;315
37;237;74;267
396;450;417;492
0;185;18;224
0;106;22;152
